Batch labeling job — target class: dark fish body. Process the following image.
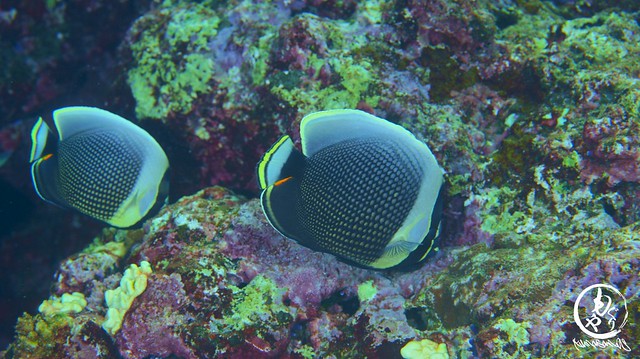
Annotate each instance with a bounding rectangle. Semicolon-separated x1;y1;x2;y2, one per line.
257;109;444;270
29;107;169;228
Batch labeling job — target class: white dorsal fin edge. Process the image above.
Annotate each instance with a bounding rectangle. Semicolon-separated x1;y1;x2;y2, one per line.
53;107;149;141
300;109;421;156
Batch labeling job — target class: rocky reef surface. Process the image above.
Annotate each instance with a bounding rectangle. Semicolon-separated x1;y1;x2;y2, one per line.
1;0;639;358
2;187;637;358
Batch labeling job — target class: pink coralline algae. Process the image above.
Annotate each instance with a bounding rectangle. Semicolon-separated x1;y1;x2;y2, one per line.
117;273;197;359
221;201;370;308
52;236;128;295
581;115;640;186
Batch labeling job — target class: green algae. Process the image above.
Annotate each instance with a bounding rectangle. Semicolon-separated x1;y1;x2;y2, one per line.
421;47;480;103
561;150;581;170
406;102;493;198
492;318;532;359
489;129;540;187
293;345;316;359
358;0;387;24
494;318;530;346
182;251;234;285
561;12;638;70
9;313;72;358
410;245;587;331
127;2;220;120
357;280;377;303
211;275;292;334
498;8;640;111
250;33;276;86
472;187;528;239
268;13;380;113
468;163;624;250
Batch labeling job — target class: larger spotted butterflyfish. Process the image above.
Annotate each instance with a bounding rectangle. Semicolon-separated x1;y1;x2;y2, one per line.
257;109;445;270
29;106;169;228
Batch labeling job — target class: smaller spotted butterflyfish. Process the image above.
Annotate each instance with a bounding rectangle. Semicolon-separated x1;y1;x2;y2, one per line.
29;106;169;228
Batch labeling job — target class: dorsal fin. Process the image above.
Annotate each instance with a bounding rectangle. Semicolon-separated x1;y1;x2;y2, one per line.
256;135;306;190
300;109;422;156
53;107;145;140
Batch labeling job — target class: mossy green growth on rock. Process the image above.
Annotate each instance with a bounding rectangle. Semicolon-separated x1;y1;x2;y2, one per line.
271;54;378;112
268;13;380;114
127;1;220;119
469;164;623;249
498;8;640;111
293;345;316;359
494;318;530;346
410;245;586;329
212;275;292;334
357;280;377;303
7;313;73;358
492;318;531;359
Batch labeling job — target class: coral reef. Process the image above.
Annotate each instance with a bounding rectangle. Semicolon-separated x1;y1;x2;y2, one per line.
126;2;221;120
2;185;637;358
1;0;639;358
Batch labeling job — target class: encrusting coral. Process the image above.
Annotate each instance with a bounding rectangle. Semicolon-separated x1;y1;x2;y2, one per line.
102;261;153;336
401;338;449;359
38;293;87;317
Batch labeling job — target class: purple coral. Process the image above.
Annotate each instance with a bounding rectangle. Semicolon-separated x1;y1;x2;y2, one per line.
453;197;494;248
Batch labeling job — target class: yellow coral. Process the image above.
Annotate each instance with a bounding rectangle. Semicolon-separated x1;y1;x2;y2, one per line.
102;261;153;335
401;338;449;359
38;292;87;317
